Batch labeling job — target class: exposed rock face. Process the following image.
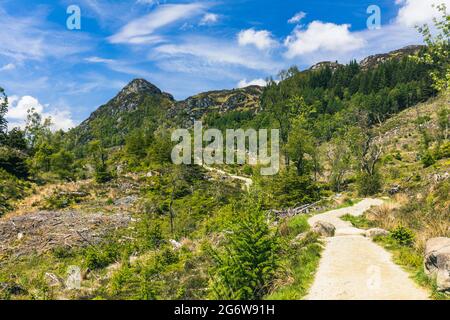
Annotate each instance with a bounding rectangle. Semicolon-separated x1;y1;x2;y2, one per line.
424;237;450;292
359;45;424;70
170;85;263;125
365;228;389;238
309;61;342;72
312;221;336;237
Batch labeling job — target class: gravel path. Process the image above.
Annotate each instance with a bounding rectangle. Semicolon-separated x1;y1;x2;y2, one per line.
203;165;253;190
306;199;430;300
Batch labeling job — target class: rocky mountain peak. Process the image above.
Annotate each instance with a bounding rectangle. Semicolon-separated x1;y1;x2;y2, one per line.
114;79;174;102
121;79;162;96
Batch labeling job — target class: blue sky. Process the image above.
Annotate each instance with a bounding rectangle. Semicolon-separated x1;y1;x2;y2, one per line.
0;0;447;130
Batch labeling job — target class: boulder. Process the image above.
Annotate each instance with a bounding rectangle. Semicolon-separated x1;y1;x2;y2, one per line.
365;228;389;238
170;239;182;250
312;221;336;237
424;237;450;292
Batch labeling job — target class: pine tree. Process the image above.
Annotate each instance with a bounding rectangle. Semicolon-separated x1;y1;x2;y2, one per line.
209;200;279;300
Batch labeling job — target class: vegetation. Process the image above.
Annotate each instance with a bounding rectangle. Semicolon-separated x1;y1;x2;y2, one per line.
0;4;449;300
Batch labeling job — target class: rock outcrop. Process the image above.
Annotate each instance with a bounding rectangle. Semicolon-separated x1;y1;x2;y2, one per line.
424;237;450;292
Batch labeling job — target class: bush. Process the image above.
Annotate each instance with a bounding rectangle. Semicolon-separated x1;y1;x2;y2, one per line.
94;164;113;183
357;172;382;196
436;141;450;159
390;226;415;247
421;151;435;168
85;245;119;270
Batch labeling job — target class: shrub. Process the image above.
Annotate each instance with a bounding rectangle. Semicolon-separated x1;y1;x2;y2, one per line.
357;172;382;196
437;141;450;159
421;151;435;168
94;164;113;183
85;245;119;270
391;226;415;247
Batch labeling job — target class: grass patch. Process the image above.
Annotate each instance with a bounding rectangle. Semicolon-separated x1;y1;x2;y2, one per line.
285;215;310;238
341;214;373;229
266;238;322;300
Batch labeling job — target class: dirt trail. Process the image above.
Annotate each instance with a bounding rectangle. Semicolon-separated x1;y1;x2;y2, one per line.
203;165;253;190
306;199;430;300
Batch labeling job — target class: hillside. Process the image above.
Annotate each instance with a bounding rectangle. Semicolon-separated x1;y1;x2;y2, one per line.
0;43;449;300
67;45;426;151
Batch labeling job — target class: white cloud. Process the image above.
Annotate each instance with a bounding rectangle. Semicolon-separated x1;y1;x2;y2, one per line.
0;8;90;62
109;3;207;44
288;11;306;24
395;0;450;27
153;36;281;72
6;95;75;131
284;21;365;58
200;13;219;25
85;56;116;64
237;78;267;88
0;63;15;71
238;29;278;50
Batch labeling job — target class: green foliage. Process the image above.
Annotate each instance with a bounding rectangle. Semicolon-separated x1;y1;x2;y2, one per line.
85;244;120;270
50;149;75;180
261;55;433;139
417;4;450;93
421;151;436;168
286;215;310;238
357;171;382;196
341;214;373;229
209;200;280;300
94;163;113;183
125;129;150;160
266;240;322;300
3;128;28;151
147;131;172;164
390;226;415;247
0;146;29;179
136;214;165;250
0;168;28;216
258;168;320;209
